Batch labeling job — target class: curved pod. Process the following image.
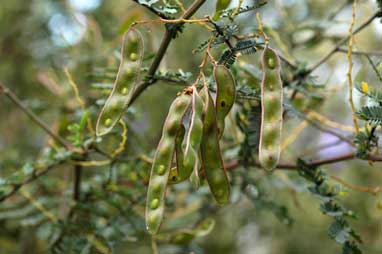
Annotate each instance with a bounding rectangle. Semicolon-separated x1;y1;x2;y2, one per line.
259;45;283;171
145;93;191;234
96;27;144;136
168;86;204;184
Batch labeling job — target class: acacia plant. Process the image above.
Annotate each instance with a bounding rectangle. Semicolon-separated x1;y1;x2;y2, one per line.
1;0;382;253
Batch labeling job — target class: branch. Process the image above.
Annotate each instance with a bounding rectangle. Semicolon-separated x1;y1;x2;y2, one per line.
308;11;381;73
336;48;382;56
73;165;82;201
128;0;207;106
0;160;65;203
0;83;77;152
327;0;349;21
225;152;382;171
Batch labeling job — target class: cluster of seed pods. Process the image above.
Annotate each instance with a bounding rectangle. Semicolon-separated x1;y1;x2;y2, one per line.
168;86;204;185
146;65;236;234
259;45;283;171
93;23;284;236
96;26;144;136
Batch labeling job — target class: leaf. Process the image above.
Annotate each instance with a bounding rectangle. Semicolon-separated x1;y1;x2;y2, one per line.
297;159;325;185
233;39;260;55
328;219;351;244
218;50;237;68
213;0;232;20
356;106;382;125
354;130;378;158
221;2;268;18
320;201;345;217
342;241;362;254
138;0;160;6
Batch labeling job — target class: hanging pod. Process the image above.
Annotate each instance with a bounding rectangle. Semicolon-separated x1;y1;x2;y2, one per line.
259;45;283;171
146;92;192;235
96;26;144;136
168;86;204;185
199;86;230;205
214;64;236;139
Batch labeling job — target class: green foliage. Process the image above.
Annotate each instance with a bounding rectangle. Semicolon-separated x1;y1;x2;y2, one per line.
218;40;262;68
356;106;382;125
1;0;382;253
213;0;232;21
354;130;378;158
297;159;362;254
67;112;89;147
220;1;267;19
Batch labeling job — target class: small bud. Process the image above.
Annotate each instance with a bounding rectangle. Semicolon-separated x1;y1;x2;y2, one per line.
361;81;369;93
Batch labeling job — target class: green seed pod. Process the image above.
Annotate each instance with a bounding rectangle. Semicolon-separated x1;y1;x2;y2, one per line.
96;27;144;136
168;86;204;185
199;86;230;205
168;218;215;244
214;65;236;139
146;92;191;235
194;218;216;237
170;231;195;244
259;45;283;171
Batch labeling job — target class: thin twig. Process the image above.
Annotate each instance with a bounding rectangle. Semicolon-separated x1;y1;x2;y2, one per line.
308;11;381;73
330;175;382;195
73;164;82;201
365;54;382;82
0;83;77;152
0;160;66;202
337;48;382;56
225;152;382;171
346;0;359;132
327;0;349;21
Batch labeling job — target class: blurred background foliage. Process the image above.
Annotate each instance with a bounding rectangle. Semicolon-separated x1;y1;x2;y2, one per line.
0;0;382;253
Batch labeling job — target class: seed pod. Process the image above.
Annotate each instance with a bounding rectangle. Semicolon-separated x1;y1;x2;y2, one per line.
259;45;283;171
146;93;191;234
168;86;204;184
167;218;215;244
96;27;144;136
214;65;236;139
199;86;230;205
